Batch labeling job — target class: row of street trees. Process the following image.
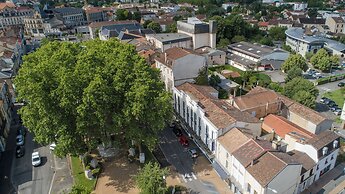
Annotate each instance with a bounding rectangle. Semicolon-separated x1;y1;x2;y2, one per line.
15;39;172;157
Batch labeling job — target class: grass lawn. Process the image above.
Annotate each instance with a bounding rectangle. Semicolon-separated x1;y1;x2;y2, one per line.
71;156;96;191
323;88;345;108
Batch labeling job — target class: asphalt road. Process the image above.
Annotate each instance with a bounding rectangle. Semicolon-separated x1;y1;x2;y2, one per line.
12;132;54;194
159;127;219;194
316;79;344;99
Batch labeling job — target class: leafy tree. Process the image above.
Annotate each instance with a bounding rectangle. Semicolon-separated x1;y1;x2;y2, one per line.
292;90;316;108
305;52;313;60
281;54;308;72
282;44;293;53
70;184;91;194
231;35;246;43
15;40;172;156
285;66;302;82
330;55;340;67
166;23;177;33
135;162;169;194
308;8;318;18
209;74;221;87
259;37;274;46
217;38;230;49
268;26;287;41
241;71;253;88
310;48;333;72
283;77;319;99
147;22;162;33
116;9;132;20
268;82;283;93
143;20;153;28
194;67;209;85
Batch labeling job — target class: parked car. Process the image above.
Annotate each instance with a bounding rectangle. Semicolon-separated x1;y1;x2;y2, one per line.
172;126;182;137
179;135;189;146
328;101;337;108
16;126;26;137
338;82;345;87
330;106;338;111
15;146;25;158
320;97;329;103
16;135;24;146
31;152;41;167
188;148;198;158
334;108;342;116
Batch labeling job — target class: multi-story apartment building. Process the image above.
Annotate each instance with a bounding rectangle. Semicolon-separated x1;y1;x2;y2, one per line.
0;2;33;29
326;16;345;34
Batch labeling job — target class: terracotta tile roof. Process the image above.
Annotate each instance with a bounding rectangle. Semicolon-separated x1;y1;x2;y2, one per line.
88;20;138;28
218;128;251;154
85;7;104;14
234;87;280;111
176;83;260;129
138;49;156;59
232;139;273;167
279;95;328;125
262;114;315;139
0;2;15;10
286;150;315;173
306;130;340;150
155;47;197;68
268;19;279;25
246;152;293;186
258;22;268;27
222;71;241;78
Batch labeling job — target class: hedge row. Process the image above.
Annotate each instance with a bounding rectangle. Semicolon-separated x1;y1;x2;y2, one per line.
315;73;345;85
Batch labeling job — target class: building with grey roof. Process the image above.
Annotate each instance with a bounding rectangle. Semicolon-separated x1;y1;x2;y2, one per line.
52;7;85;27
145;33;192;52
99;21;145;40
285;27;345;57
227;41;289;71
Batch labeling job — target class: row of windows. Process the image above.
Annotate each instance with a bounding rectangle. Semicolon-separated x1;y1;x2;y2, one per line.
174;93;215;151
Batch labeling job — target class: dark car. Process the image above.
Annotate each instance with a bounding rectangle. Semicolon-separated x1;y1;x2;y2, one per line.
17;126;26;137
188;148;198;158
179;135;189;146
172;126;182;137
16;146;25;158
338;82;345;87
328;101;337;108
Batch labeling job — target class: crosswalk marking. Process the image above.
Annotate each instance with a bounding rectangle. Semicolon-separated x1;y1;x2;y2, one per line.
181;172;197;182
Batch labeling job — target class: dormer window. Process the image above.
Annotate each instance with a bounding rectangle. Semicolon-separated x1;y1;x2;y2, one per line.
322;147;328;156
333;140;339;149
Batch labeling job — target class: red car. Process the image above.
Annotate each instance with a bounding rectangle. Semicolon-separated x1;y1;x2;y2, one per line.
179;135;189;146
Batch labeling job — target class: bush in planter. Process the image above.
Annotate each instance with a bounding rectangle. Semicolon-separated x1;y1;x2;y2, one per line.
92;168;100;176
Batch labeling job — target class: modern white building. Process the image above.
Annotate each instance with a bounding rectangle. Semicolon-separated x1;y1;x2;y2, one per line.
285;27;345;57
276;2;308;11
177;17;217;49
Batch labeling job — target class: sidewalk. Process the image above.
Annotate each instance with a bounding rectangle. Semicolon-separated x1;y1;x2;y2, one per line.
194;156;233;194
302;163;345;194
50;155;73;194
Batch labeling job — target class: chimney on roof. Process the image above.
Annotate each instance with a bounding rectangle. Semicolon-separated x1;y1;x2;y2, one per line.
164;52;167;63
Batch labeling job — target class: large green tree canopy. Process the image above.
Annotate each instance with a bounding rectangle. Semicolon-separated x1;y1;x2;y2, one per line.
15;39;172;156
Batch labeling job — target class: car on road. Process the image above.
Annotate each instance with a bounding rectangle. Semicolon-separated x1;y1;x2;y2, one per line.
17;126;26;137
15;146;25;158
179;135;189;146
328;101;337;108
338;82;345;87
16;135;24;146
188;148;198;158
172;125;182;137
32;152;41;167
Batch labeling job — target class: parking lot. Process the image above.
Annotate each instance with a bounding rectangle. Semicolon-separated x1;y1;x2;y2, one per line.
159;125;232;194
